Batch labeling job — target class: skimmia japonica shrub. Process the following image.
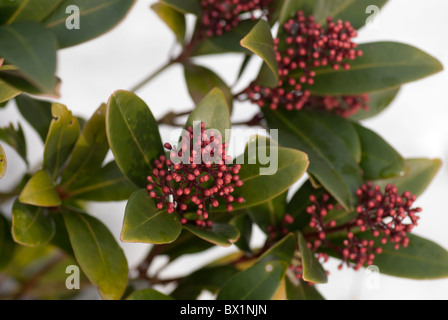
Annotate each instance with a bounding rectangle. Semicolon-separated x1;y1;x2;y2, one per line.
0;0;446;301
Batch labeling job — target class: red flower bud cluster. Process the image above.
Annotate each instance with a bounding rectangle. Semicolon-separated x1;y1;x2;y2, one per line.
243;11;365;114
147;122;244;227
304;94;370;118
201;0;273;37
266;214;294;240
305;183;421;270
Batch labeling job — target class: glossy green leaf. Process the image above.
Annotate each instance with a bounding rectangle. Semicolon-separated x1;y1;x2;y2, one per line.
161;0;201;14
184;64;233;111
15;94;52;141
247;192;287;232
127;288;173;300
350;87;400;121
172;265;240;300
0;123;27;164
60;104;109;191
305;42;443;95
297;232;328;283
264;109;362;211
217;261;288;300
0;214;15;270
0;144;6;178
240;20;279;87
0;21;58;95
184;87;231;139
274;0;314;25
44;0;136;48
314;0;388;30
121;189;182;244
12;200;55;247
63;210;128;300
373;158;442;197
224;145;309;211
0;66;22;103
355;124;406;180
63;161;137;202
50;213;74;257
152;2;186;44
3;0;63;24
43;103;80;180
230;213;253;254
258;233;297;265
106;90;164;188
184;223;240;247
285;274;325;300
19;170;61;207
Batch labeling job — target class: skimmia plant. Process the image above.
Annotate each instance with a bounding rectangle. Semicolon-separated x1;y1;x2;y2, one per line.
0;0;446;300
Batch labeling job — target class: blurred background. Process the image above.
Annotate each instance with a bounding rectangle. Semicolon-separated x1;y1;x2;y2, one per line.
1;0;447;299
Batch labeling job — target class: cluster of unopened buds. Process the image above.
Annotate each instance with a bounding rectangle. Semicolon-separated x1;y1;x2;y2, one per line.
267;214;294;240
304;94;370;118
200;0;273;37
243;11;366;116
304;182;421;270
146;122;244;228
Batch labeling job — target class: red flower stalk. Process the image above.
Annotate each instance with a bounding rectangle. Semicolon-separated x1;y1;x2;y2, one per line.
147;122;244;227
201;0;273;37
243;11;364;114
305;182;421;270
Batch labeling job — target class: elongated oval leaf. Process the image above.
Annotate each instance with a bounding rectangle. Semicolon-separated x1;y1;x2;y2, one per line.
0;66;22;103
258;233;297;265
183;223;240;247
63;210;128;300
0;144;6;178
44;0;136;48
350;87;400;121
230;213;253;254
304;42;443;95
127;288;173;300
275;0;314;25
264;109;363;211
15;95;52;141
240;20;279;87
121;189;182;244
161;0;201;14
297;232;328;283
106;90;164;188
285;274;325;300
4;0;63;24
43;103;80;180
151;2;186;44
373;158;442;197
0;21;58;94
0;214;15;270
19;169;61;207
247;192;287;233
12;200;55;247
217;261;288;300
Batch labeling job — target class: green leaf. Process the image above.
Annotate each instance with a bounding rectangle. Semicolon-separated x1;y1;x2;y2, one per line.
264;109;362;211
127;288;173;300
184;64;233;111
225;144;309;211
314;0;388;30
0;144;5;178
247;192;287;232
184;87;231;139
0;21;58;95
171;265;240;300
297;232;328;283
373;158;442;197
15;94;52;141
355;124;407;180
305;42;443;95
3;0;63;24
106;90;164;188
18;169;61;207
350;87;400;121
63;161;137;202
12;200;55;247
217;261;288;300
161;0;201;15
44;0;136;48
184;223;240;247
258;233;297;265
0;123;27;165
192;20;256;56
0;214;15;271
121;189;182;244
62;210;128;300
285;275;325;300
60;104;109;191
230;213;253;254
43;103;80;180
151;2;186;44
240;20;279;87
0;66;22;103
275;0;314;25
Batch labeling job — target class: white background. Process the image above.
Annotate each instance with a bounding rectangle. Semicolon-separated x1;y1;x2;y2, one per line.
1;0;448;299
